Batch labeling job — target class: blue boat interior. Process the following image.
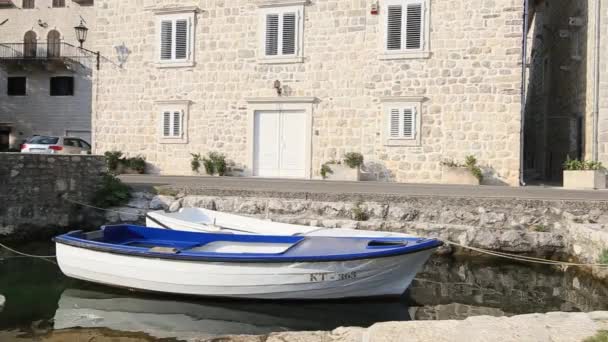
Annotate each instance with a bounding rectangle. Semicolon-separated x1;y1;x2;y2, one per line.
55;225;443;262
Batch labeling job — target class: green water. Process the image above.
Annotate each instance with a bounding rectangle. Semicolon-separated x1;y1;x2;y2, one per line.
0;242;607;340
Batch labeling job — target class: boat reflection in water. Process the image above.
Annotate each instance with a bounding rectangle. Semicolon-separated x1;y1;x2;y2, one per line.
53;289;411;340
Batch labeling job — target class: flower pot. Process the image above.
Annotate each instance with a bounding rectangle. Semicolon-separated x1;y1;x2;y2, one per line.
563;170;606;189
441;167;480;185
325;164;361;181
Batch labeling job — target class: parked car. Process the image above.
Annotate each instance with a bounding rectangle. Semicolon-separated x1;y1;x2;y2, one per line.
20;136;92;155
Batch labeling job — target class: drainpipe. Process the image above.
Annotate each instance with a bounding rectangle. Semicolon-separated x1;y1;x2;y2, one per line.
592;0;601;162
520;0;530;186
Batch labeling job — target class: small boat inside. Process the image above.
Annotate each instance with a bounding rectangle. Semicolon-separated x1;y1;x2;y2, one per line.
55;225;441;263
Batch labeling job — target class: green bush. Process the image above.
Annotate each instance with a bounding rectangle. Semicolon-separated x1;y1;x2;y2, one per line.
320;163;334;179
343;152;364;169
584;331;608;342
191;153;202;173
92;173;131;208
104;151;123;173
124;155;146;174
600;249;608;265
202;152;227;176
352;205;369;222
563;156;604;171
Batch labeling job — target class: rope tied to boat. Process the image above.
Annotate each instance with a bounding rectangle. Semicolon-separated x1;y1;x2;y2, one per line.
27;195;607;269
0;242;57;265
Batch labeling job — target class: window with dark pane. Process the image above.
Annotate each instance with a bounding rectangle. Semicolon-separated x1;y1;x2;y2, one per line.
7;77;26;96
265;14;279;56
52;0;65;7
50;77;74;96
22;0;35;9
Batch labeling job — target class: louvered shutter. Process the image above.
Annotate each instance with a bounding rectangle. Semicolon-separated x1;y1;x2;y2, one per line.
175;19;188;59
387;5;402;51
282;12;297;55
266;14;279;56
405;3;423;50
173;111;181;137
160;21;173;60
389;108;401;138
163;111;171;137
403;107;415;138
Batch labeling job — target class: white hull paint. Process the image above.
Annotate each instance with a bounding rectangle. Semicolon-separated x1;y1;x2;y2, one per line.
147;208;412;238
56;243;435;300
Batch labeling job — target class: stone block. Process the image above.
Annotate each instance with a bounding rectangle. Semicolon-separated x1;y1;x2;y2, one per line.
563;171;607;190
441;167;480;185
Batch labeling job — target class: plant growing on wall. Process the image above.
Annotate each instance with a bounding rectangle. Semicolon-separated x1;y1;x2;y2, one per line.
441;155;484;182
600;249;608;265
104;151;123;173
563;156;604;171
351;202;369;222
191;153;202;173
202;152;228;176
343;152;364;169
92;173;131;208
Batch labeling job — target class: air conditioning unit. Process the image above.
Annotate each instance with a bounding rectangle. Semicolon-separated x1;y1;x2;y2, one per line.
569;17;584;27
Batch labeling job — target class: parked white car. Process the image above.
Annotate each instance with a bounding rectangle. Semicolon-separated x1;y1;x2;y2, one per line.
21;136;91;155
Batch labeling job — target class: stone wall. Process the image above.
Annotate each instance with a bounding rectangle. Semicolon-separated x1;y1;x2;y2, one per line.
93;0;525;186
0;153;106;241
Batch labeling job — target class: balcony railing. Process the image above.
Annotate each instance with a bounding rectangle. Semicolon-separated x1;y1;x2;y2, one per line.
0;42;96;69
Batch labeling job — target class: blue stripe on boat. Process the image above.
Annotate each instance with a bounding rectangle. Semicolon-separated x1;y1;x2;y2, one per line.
54;225;443;263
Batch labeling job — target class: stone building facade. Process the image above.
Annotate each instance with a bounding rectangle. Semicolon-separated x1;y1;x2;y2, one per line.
93;0;530;185
0;0;96;150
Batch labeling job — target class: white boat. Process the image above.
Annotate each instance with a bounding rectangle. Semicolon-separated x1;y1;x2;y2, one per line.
55;225;442;300
146;208;411;238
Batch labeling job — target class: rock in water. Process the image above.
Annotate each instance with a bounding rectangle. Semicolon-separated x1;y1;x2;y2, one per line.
0;294;5;311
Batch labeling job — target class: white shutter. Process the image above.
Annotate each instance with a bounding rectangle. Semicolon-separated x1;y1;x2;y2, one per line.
386;5;403;51
160;21;173;60
405;2;423;50
282;12;296;55
403;107;415;138
265;14;279;56
175;19;189;60
163;111;171;137
173;111;181;137
389;108;401;138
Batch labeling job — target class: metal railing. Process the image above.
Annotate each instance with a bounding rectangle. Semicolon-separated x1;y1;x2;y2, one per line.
0;42;98;69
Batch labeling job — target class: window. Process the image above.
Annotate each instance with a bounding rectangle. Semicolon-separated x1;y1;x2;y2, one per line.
52;0;65;7
381;0;430;59
7;77;26;96
47;30;61;58
22;0;35;9
381;97;424;146
50;77;74;96
157;100;190;144
162;110;183;138
23;31;37;58
259;4;304;63
156;12;195;67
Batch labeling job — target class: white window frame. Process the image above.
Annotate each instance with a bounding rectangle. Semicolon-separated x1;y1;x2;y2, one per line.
258;2;305;64
154;10;196;68
157;100;190;144
381;96;425;147
379;0;431;60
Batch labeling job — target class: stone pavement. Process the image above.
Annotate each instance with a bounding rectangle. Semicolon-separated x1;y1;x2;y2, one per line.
120;175;608;202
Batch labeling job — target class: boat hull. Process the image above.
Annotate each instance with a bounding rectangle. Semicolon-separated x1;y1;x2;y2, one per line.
147;208;412;238
56;243;435;300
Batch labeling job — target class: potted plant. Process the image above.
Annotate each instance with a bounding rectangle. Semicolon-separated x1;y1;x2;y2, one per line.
563;157;606;189
321;153;363;181
441;155;483;185
201;151;228;176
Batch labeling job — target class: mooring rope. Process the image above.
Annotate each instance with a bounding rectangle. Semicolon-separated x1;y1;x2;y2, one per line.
36;195;608;269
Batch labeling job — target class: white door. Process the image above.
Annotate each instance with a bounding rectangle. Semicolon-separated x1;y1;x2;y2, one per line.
253;110;306;178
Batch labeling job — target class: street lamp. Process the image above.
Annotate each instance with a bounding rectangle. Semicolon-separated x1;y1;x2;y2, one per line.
74;20;89;49
73;20;100;70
